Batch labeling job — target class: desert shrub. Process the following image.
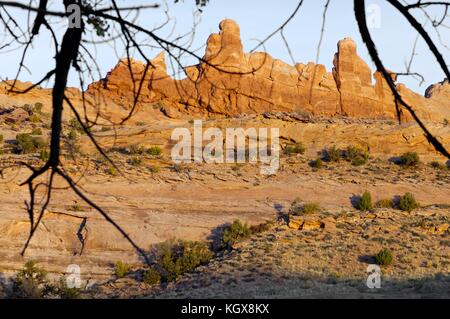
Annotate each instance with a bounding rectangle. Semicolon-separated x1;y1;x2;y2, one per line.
39;149;50;161
147;146;163;156
13;261;50;298
15;133;45;154
249;221;272;234
33;102;44;113
68;118;85;134
55;278;81;299
28;114;41;123
101;126;112;132
357;191;373;211
290;200;320;216
323;146;341;162
310;158;323;169
114;261;130;278
344;146;369;166
375;198;394;209
430;161;446;170
149;165;161;174
143;268;161;285
220;220;251;249
136;121;147;126
398;192;419;212
129;157;142;166
375;249;393;266
398;152;420;168
107;166;118;176
284;142;306;155
31;128;43;135
0;134;3;144
156;240;213;282
129;143;145;155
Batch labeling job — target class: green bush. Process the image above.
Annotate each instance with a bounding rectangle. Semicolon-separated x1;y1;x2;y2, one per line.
375;198;394;209
290;200;320;216
345;146;369;166
129;144;145;155
430;161;446;170
129;157;142;166
147;146;163;156
143;268;161;285
69;118;85;134
28;114;41;123
15;133;45;154
149;165;161;174
33;102;44;113
156;240;213;282
375;249;393;266
310;158;323;169
220;220;251;249
284;142;306;155
107;166;118;176
357;191;373;211
398;192;419;212
56;278;81;299
323;146;341;162
114;261;130;278
13;261;50;298
39;149;50;161
31;128;43;135
398;152;420;168
136;121;147;127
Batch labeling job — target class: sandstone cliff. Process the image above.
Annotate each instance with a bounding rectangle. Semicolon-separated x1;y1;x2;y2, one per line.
1;19;449;123
85;19;450;122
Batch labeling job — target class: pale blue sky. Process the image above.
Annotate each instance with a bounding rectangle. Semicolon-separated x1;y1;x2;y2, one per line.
0;0;448;95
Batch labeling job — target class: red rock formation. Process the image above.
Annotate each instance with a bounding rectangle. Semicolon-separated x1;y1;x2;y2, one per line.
1;19;449;123
85;19;449;122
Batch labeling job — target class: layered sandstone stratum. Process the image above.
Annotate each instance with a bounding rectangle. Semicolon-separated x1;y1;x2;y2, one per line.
0;19;449;123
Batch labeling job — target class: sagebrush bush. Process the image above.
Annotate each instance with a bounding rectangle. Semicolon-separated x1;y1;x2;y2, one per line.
129;157;142;166
323;146;341;162
39;149;50;161
15;133;45;154
310;158;323;169
56;278;81;299
358;191;373;211
149;165;161;174
156;240;213;282
221;220;251;249
398;152;420;167
375;198;394;209
345;146;369;166
33;102;43;113
13;261;50;298
290;200;320;216
375;249;393;266
69;118;85;134
284;142;306;155
398;192;419;212
430;161;446;170
0;134;3;144
129;144;145;155
147;146;163;156
143;268;161;285
31;128;43;135
28;114;41;123
136;121;147;126
114;261;130;278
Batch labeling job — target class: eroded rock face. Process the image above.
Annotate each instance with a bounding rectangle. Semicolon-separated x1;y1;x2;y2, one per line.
0;19;449;123
86;19;450;122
